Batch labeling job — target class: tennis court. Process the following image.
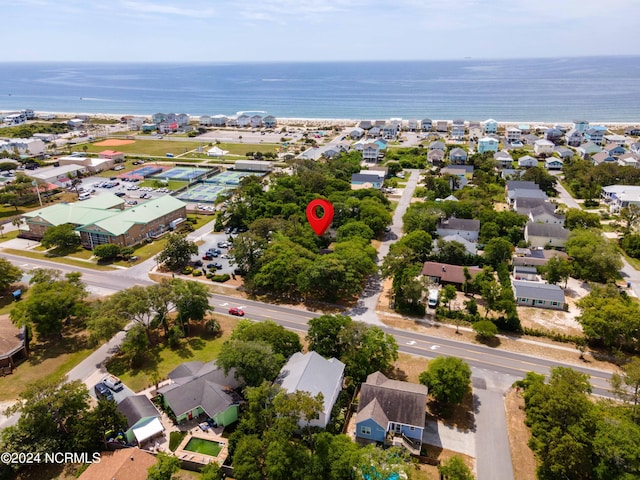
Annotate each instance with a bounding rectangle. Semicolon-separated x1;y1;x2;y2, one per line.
153;166;210;182
205;170;257;185
176;183;231;203
122;165;166;179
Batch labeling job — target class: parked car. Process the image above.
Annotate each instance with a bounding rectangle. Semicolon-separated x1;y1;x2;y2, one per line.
114;192;126;197
94;382;115;401
228;307;245;316
207;262;223;270
103;374;124;392
217;242;228;248
202;253;213;260
192;259;203;267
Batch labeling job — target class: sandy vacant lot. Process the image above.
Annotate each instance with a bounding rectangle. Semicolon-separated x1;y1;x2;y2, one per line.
94;139;135;146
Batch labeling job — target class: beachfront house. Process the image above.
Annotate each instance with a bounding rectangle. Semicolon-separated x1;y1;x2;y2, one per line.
276;351;345;429
513;280;566;310
350;127;365;139
468;122;483;139
354;372;427;454
263;115;277;128
584;127;605;145
435;121;449;133
406;119;418;132
573;120;590;133
604;134;628;146
506;127;522;143
199;115;213;126
451;121;465;140
478;137;499;153
211;114;227;127
250;115;263;128
421;118;433;131
524;222;569;249
484;119;498;134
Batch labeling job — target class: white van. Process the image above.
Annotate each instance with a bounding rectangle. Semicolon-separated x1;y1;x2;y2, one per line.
78;192;91;201
428;289;439;308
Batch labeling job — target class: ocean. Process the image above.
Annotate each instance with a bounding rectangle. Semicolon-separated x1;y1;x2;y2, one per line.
0;57;639;122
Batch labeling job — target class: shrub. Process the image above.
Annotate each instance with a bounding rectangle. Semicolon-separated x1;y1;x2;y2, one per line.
192;269;202;277
210;273;230;283
473;319;498;339
181;266;193;275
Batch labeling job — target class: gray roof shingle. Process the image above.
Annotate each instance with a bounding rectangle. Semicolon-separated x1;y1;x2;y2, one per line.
513;280;565;303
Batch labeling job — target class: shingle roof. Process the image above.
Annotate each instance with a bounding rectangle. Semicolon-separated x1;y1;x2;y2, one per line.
351;173;382;184
276;351;345;415
421;262;484;284
356;372;427;428
438;217;480;232
525;222;569;239
513;280;565;303
507;180;538;190
117;395;160;428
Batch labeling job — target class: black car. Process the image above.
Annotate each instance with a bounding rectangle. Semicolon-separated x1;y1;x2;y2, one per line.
207;262;223;270
94;382;115;401
114;192;126;197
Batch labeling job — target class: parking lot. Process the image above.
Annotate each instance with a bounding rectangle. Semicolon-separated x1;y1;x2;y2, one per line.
76;175;171;205
189;231;238;277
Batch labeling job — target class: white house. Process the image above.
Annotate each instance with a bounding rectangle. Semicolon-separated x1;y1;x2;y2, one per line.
528;203;565;225
276;352;345;429
534;139;555;156
517;155;538;168
545;158;564;170
478;137;499;153
506;127;522;143
436;217;480;242
524;222;569;249
362;142;381;163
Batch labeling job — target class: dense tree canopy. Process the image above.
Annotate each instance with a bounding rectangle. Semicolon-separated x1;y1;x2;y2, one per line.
419;356;472;405
156;233;198;270
41;223;80;249
0;257;22;292
566;229;622;283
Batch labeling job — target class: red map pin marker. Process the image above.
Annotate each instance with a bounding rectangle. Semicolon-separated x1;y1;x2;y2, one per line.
306;199;334;236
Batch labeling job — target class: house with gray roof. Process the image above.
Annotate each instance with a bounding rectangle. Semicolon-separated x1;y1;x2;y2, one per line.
436;217;480;242
433;234;478;255
157;361;241;426
428;149;445;165
351;173;383;190
528;203;565;225
449;147;468;164
494;150;514;168
117;395;164;446
524;222;569;248
554;146;574;160
513;280;566;310
577;142;602;158
276;351;345;429
507;187;548;206
545;158;564;170
421;118;433;131
517;155;539;168
355;372;428;454
514;197;548;215
429;141;446;152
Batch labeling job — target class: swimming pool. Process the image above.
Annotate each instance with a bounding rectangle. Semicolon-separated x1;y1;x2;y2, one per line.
183;437;223;457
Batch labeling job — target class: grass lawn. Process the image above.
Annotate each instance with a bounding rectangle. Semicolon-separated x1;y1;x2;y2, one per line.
0;230;20;242
105;317;235;392
138;179;189;191
0;329;94;401
84;139;209;157
2;248;116;271
214;142;280;155
170;431;187;451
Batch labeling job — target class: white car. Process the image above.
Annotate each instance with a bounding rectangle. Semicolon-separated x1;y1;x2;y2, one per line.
103;374;124;391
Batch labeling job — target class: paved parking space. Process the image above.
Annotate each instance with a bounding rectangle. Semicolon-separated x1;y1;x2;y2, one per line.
190;232;237;277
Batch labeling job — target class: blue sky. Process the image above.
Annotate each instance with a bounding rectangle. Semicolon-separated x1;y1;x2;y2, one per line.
3;0;640;62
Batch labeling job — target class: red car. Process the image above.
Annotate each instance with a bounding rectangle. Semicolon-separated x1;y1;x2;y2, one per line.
228;307;245;317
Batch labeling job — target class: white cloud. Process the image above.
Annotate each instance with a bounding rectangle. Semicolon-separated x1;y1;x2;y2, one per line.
120;1;215;18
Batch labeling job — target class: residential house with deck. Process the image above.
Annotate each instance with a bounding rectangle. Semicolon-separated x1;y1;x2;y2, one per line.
572;120;589;133
528;203;565;225
517;155;538;168
584;127;605;145
577;142;602;158
484;119;498;135
506;127;522;143
478;137;499;153
554;146;574;160
449;147;468;164
421;118;433;131
355;372;427;454
545;158;564;170
603;143;626;158
545;127;564;143
601;185;640;211
263;115;277;128
534;139;555;156
435;121;449;133
565;129;583;147
604;134;628;146
276;351;345;429
494;150;514;168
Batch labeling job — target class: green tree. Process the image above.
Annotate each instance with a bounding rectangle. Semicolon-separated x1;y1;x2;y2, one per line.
232;435;264;480
419;356;472;405
439;455;475;480
41;223;80;249
335;220;375;242
540;256;572;286
86;298;128;345
156;233;198;270
172;278;212;335
92;243;121;261
0;257;22;292
521;166;557;195
341;323;399;383
620;204;640;235
231;319;302;359
108;285;159;344
306;314;353;359
610;357;640;417
566;229;622;283
218;339;285;387
200;462;225;480
10;269;88;339
565;208;602;230
472;319;498;340
441;284;458;311
358;444;415;480
147;452;181;480
72;399;128;453
1;378;89;457
119;324;151;367
483;237;513;269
